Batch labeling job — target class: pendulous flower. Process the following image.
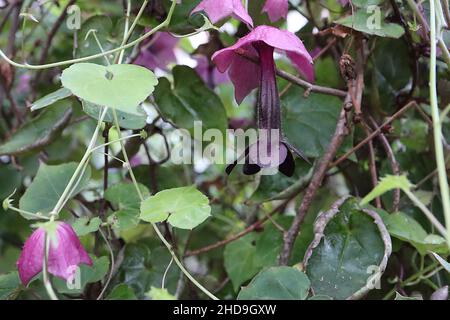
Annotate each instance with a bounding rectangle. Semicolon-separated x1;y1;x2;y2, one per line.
17;221;92;286
191;0;253;27
262;0;289;22
213;26;313;176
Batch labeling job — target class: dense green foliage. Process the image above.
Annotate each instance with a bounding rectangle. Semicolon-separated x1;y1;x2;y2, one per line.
0;0;449;301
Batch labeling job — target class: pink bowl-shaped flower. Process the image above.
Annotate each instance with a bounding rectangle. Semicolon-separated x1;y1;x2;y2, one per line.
17;221;92;286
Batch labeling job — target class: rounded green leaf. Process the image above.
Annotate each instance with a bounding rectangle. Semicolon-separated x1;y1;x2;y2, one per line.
380;211;448;255
238;267;311;300
30;87;72;111
82;100;147;130
106;183;150;231
107;284;137;300
335;10;405;38
153;65;228;134
0;104;72;156
303;197;392;300
0;272;21;300
19;162;91;217
53;256;110;294
281;87;342;158
61;63;158;113
224;233;260;291
140;186;211;229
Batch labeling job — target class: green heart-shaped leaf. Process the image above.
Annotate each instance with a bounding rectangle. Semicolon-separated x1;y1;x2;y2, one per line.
139;186;211;230
61;63;158;113
238;267;311;300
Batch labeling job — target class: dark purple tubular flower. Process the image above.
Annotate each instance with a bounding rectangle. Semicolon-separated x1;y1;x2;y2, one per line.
17;221;92;286
212;26;314;177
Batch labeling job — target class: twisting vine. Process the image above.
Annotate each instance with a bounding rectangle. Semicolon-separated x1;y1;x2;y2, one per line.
0;0;218;300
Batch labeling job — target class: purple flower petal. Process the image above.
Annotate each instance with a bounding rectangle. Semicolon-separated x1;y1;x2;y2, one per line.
194;55;229;87
17;222;92;286
247;139;288;169
17;228;45;286
262;0;288;22
191;0;253;27
47;222;92;281
134;32;178;71
212;25;314;104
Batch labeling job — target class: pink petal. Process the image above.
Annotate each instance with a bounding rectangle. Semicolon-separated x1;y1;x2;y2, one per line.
47;222;92;282
230;0;254;27
212;25;314;103
251;26;314;82
191;0;253;27
134;32;178;71
287;51;314;82
262;0;289;22
194;55;229;86
17;228;45;286
228;49;261;104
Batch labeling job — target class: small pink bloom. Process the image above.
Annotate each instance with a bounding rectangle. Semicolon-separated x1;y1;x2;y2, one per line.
15;73;31;96
134;32;178;71
130;154;143;167
195;55;229;87
262;0;288;22
191;0;253;27
212;25;314;104
17;221;92;286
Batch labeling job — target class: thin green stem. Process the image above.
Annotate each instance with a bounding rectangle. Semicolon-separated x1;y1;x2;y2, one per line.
8;206;50;220
0;0;177;70
111;110;143;200
441;103;450;121
90;133;142;153
116;0;149;64
43;234;58;300
59;159;92;212
111;109;219;300
382;262;439;300
86;30;111;65
116;0;139;64
50;107;108;216
438;38;450;68
404;189;447;237
430;0;450;248
117;0;131;64
95;151;126;164
96;228;115;300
